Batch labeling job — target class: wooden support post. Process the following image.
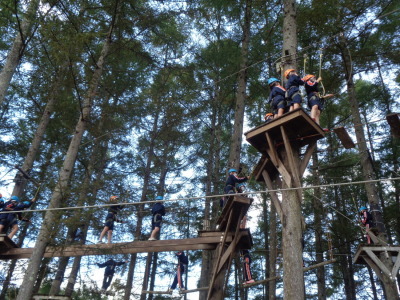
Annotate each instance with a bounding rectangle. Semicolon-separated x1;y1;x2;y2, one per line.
333;127;355;149
262;170;283;220
386;113;400;138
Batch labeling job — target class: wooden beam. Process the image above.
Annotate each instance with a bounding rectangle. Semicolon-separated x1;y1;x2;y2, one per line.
180;287;209;294
364;248;392;278
303;259;336;272
262;170;283;221
363;256;384;281
32;296;70;300
141;290;171;295
0;234;19;251
241;275;281;288
333;126;355;149
300;141;316;176
391;252;400;278
386;113;400;138
0;236;240;260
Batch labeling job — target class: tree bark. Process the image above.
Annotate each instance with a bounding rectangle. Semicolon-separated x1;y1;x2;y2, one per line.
281;0;298;78
338;34;399;299
15;9;117;299
268;198;277;300
227;0;251;170
0;0;40;105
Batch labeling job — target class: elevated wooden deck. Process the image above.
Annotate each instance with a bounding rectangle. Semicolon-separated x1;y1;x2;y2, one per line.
245;108;325;154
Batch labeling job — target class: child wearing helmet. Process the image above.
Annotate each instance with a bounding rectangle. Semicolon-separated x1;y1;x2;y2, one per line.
97;258;127;293
302;74;334;126
0;196;36;239
98;196;125;244
284;69;304;111
359;206;373;244
148;196;166;241
221;169;249;208
267;77;287;118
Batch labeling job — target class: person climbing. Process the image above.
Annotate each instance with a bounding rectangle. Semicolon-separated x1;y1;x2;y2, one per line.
302;74;334;126
148;196;165;241
241;249;255;284
222;169;249;208
168;251;188;293
97;258;127;293
267;77;287;118
284;69;304;111
98;196;125;244
0;196;36;239
359;206;373;244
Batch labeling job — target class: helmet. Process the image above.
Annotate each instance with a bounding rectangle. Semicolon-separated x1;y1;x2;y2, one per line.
155;196;163;200
302;74;315;82
23;201;31;206
110;195;118;202
267;77;280;85
228;169;237;173
11;196;20;202
359;206;367;212
265;113;274;120
284;69;295;78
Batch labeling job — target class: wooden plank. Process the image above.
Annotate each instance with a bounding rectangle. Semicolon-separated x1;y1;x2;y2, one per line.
391;252;400;278
386;113;400;138
265;139;292;187
141;290;171;295
303;259;336;272
252;155;278;183
0;234;19;251
363;256;384;281
244;108;325;154
0;236;239;260
265;132;279;168
241;275;281;288
333;126;355;149
262;170;283;221
180;287;209;294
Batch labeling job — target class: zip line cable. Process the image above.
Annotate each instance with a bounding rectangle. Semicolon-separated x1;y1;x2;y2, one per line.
2;176;399;215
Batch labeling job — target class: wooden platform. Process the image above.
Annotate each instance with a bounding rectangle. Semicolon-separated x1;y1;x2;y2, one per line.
353;245;400;280
244;108;325;155
0;234;19;251
217;195;253;231
0;231;253;260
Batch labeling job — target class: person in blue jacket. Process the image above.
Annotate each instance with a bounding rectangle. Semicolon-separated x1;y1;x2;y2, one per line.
97;258;127;292
98;196;125;244
169;251;188;292
148;196;166;241
0;196;36;239
267;77;287;118
284;69;304;111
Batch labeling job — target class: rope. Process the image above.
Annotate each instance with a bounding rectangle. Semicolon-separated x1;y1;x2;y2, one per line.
1;176;399;215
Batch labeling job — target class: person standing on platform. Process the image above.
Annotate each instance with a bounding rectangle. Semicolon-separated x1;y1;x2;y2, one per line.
267;77;287;118
241;250;255;284
169;251;188;293
284;69;304;111
359;206;373;244
97;258;127;293
98;196;125;244
221;169;249;208
302;74;334;126
0;196;35;238
148;196;165;241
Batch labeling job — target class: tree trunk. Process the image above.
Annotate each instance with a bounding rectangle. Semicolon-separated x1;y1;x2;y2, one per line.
268;198;277;300
281;0;298;77
338;34;399;299
15;11;116;299
227;0;251;170
311;152;327;300
0;0;40;105
148;252;159;300
281;149;304;299
140;253;153;300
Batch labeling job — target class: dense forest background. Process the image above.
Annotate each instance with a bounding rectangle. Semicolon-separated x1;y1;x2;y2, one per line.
0;0;399;299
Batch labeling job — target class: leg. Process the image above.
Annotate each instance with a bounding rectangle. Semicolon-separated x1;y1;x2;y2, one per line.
244;258;253;281
276;108;285;117
366;224;371;244
240;215;247;229
103;274;113;290
0;224;4;234
107;230;113;244
8;224;19;239
171;273;178;290
149;226;160;239
99;226;109;242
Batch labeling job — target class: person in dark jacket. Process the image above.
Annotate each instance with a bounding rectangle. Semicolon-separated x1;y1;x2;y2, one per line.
0;196;35;239
98;196;124;244
284;69;304;111
148;196;166;241
97;258;127;292
0;193;5;209
359;206;374;244
267;77;287;118
302;74;334;126
221;168;249;208
169;251;188;292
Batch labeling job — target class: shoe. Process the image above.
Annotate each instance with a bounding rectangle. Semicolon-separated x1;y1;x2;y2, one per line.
100;289;106;293
148;237;157;241
167;288;173;294
244;279;255;284
179;288;186;293
97;240;104;244
323;128;329;132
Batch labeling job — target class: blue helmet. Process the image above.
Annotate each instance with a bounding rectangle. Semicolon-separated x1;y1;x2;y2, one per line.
155;196;163;200
11;196;20;202
228;169;237;173
268;77;280;85
359;206;367;212
23;201;31;206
